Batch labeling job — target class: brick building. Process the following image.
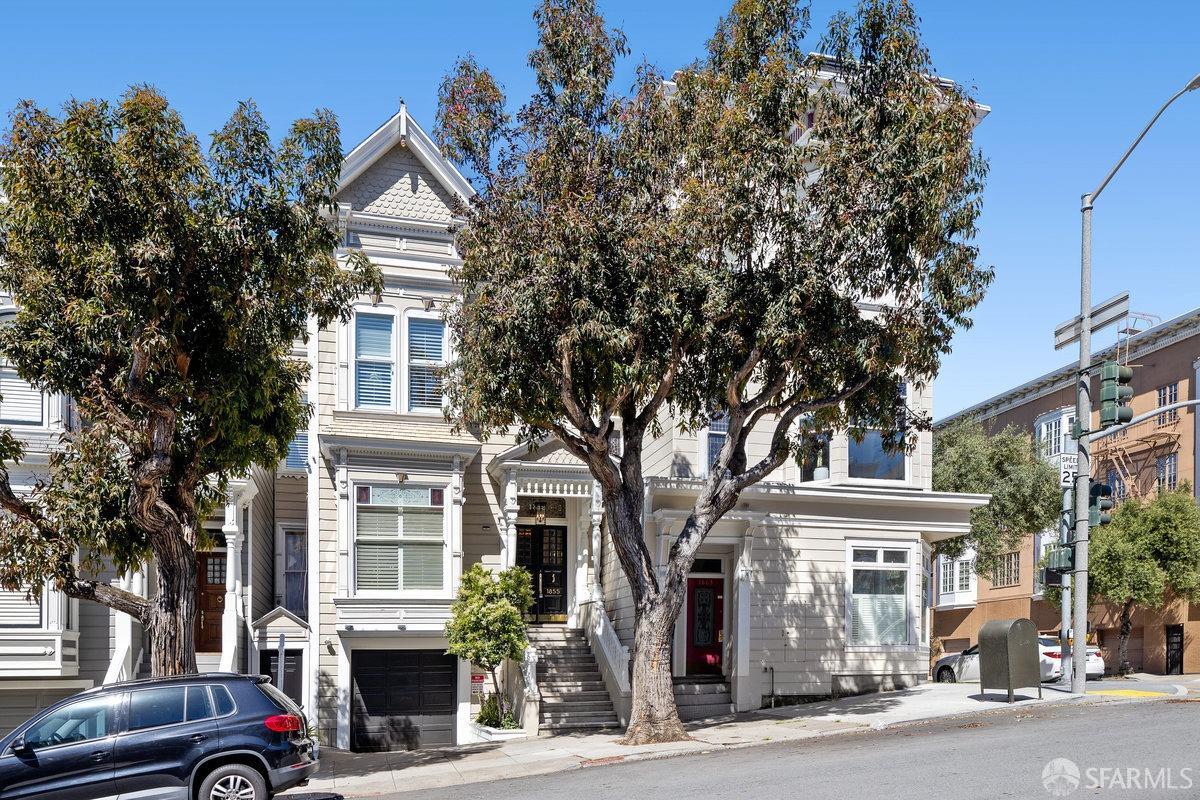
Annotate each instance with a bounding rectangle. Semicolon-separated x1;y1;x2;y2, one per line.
934;307;1200;675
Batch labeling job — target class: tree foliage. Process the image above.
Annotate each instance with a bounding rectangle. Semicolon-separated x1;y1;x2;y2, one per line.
932;419;1061;575
436;0;990;743
445;564;534;726
0;86;379;674
1086;487;1200;673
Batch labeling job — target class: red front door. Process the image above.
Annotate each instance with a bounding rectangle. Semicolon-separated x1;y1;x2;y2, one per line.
685;577;724;675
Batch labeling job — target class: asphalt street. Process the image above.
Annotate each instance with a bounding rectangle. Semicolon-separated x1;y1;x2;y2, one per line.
363;697;1200;800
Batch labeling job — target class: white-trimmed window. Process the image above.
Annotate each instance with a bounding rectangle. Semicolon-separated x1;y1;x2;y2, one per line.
0;309;44;426
354;314;394;409
992;551;1020;588
848;383;907;481
705;414;729;474
848;544;913;647
1106;467;1126;502
956;559;973;592
354;485;445;592
939;558;955;595
1157;383;1179;426
282;528;307;619
406;317;446;412
1157;452;1178;492
1038;417;1062;458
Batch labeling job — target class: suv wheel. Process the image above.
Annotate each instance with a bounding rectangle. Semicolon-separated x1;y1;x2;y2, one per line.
199;763;268;800
936;666;956;683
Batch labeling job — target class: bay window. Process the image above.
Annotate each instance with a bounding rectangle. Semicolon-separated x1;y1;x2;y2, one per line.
848;544;912;647
354;485;445;592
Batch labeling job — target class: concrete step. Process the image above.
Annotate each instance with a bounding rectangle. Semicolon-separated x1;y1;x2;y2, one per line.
542;714;619;729
672;681;732;696
537;669;603;681
675;691;733;708
537;655;598;665
539;720;622;734
539;689;612;702
540;700;615;713
539;682;608;694
677;707;736;723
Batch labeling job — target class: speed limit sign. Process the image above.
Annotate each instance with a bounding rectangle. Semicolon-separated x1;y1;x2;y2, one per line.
1059;454;1078;488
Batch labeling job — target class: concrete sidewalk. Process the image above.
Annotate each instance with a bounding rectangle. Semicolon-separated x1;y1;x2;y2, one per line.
281;683;1095;798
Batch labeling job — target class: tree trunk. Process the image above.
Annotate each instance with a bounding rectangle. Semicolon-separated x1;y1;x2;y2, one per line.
1118;599;1134;677
147;546;199;676
490;668;505;723
623;595;689;745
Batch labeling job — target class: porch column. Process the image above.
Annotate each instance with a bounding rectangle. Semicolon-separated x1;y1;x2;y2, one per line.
731;523;757;712
219;495;243;672
590;481;603;601
450;455;465;593
502;468;519;568
335;448;350;595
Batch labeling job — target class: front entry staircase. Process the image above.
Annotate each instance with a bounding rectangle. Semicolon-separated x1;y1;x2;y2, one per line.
526;625;621;734
673;675;735;722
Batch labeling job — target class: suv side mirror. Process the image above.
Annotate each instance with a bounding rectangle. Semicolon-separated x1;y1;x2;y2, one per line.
10;737;29;753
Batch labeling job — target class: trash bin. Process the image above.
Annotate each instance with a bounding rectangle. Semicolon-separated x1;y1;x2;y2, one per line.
978;618;1043;703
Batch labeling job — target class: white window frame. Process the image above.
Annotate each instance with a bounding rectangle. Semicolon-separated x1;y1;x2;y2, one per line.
401;309;449;415
844;539;918;652
275;523;308;619
350;481;452;599
701;414;729;477
0;306;49;428
845;383;910;486
956;559;973;592
350;307;398;411
992;551;1020;588
1157;382;1179;426
1157;452;1179;492
939;557;955;595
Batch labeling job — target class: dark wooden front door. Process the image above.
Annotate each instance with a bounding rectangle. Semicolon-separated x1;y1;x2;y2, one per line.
685;577;724;675
1165;624;1184;675
516;525;568;622
195;553;225;653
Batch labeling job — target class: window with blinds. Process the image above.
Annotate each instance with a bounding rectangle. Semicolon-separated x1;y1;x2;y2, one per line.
0;314;44;426
407;318;445;412
355;314;394;409
849;546;910;646
354;485;445;592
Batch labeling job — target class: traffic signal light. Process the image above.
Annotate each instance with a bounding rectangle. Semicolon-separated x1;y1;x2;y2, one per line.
1099;360;1133;428
1045;544;1074;574
1089;482;1114;526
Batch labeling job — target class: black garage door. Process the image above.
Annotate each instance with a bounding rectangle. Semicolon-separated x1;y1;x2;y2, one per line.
351;649;456;751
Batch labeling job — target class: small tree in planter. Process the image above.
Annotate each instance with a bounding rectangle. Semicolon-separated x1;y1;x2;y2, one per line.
446;563;534;727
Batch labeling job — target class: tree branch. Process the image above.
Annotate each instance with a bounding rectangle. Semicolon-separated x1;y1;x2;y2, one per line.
60;577;150;621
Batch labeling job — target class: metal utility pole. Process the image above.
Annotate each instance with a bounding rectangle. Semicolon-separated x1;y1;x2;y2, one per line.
1070;72;1200;694
1059;487;1072;672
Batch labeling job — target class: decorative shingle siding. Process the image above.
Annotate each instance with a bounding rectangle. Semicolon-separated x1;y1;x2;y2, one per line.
339;144;456;222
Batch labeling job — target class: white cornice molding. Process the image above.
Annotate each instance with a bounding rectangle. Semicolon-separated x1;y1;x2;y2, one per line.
318;433;480;465
338;108;474;204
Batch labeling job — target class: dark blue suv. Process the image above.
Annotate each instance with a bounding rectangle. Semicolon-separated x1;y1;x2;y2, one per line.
0;673;318;800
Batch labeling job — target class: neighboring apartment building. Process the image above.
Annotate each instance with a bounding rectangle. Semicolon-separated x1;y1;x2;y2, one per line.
934;307;1200;675
0;103;990;751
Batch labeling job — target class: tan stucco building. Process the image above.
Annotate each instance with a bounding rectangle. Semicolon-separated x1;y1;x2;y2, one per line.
934;308;1200;675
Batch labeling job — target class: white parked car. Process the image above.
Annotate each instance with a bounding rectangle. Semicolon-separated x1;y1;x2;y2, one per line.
932;637;1104;683
1038;636;1106;681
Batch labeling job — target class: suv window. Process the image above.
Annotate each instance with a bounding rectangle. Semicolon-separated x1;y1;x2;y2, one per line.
258;681;301;714
186;686;214;721
128;687;187;731
211;684;236;716
23;696;114;749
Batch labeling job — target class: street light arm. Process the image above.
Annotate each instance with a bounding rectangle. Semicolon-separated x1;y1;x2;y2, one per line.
1089;72;1200;204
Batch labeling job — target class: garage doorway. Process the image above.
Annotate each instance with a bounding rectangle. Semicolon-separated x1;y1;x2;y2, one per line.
350;649;457;751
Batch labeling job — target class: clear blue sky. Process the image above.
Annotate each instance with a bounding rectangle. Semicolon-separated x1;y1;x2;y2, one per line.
5;1;1200;419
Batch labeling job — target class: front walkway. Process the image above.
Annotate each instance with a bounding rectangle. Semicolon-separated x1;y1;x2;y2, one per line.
282;683;1115;798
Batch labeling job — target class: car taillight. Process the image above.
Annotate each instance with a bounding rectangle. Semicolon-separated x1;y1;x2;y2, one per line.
1046;651;1061;659
264;714;302;733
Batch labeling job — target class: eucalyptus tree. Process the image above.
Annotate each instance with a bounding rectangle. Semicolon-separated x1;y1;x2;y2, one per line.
437;0;990;743
0;86;378;676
